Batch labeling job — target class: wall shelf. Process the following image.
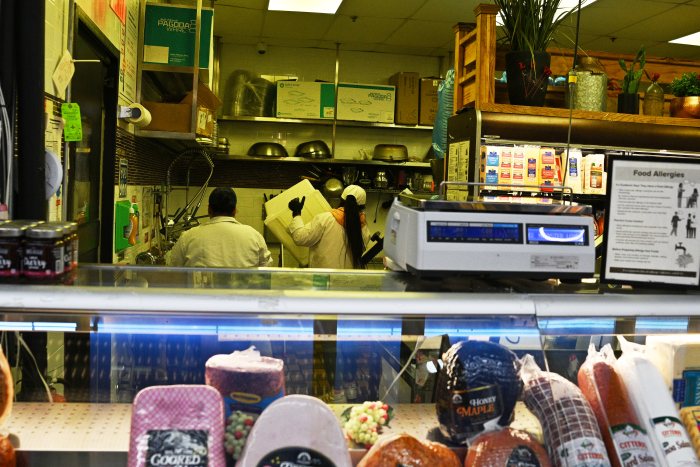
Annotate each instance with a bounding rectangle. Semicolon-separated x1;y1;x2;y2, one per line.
218;115;433;131
212;154;432;168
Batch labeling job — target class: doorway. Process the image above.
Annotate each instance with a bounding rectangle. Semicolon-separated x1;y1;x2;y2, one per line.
67;8;118;263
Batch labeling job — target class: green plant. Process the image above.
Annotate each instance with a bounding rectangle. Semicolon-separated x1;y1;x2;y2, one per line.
494;0;580;53
618;46;646;94
670;72;700;97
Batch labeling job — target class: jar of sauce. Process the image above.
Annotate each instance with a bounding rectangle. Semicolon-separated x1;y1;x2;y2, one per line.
0;223;26;279
23;224;65;280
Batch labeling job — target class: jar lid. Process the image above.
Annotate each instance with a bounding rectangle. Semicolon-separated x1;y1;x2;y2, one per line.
26;225;64;239
0;223;26;237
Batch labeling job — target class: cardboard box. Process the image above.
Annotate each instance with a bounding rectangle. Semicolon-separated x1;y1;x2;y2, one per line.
419;77;442;126
389;72;419;125
336;83;395;123
143;4;214;68
276;81;335;119
143;83;221;137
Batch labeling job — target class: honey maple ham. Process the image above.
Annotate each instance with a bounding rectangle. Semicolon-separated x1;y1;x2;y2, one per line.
578;345;658;467
357;433;460;467
0;348;12;426
465;428;552;467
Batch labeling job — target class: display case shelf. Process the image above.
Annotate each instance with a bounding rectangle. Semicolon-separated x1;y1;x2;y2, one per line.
218;115;433;131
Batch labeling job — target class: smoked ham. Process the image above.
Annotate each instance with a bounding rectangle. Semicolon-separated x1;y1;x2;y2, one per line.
0;348;12;426
465;428;552;467
357;433;460;467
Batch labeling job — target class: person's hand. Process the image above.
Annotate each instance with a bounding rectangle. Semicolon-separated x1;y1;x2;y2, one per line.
288;196;305;217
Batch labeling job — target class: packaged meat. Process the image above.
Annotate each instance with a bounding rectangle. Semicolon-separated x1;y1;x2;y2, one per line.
205;346;285;417
680;406;700;458
0;348;13;426
578;344;658;467
357;433;460;467
128;384;226;467
465;427;552;467
645;335;700;406
0;435;15;467
615;336;700;467
237;394;352;467
521;354;610;467
435;340;522;444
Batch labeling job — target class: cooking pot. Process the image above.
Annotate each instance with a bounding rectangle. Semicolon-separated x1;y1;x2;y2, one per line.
373;144;408;162
247;142;288;157
295;140;331;159
322;177;343;207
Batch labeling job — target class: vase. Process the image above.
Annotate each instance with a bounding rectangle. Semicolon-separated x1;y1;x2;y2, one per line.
670;96;700;119
617;93;639;114
643;81;664;116
505;51;551;106
570;57;607;112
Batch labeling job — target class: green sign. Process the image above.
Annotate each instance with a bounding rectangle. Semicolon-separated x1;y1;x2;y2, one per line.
61;103;83;142
143;4;213;68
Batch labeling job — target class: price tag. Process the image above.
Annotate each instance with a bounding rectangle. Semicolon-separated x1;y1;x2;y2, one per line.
61;103;83;142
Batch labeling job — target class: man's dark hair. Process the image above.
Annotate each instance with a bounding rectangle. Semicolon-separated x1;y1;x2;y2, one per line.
209;187;237;216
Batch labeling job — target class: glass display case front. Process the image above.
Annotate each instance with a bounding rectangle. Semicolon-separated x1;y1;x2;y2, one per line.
1;265;699;465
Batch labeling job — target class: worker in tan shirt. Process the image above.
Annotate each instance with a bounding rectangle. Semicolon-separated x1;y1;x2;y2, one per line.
167;187;272;268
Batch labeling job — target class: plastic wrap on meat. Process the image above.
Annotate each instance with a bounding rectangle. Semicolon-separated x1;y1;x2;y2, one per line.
357;433;460;467
435;340;522;444
465;427;552;466
616;336;700;467
127;384;226;467
521;354;611;467
578;344;658;467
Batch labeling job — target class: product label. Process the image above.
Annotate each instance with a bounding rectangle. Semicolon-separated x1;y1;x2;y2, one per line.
569;158;579;176
651;416;700;465
256;447;336;467
224;388;284;417
0;243;20;277
450;384;503;426
506;445;541;466
146;429;208;467
500;150;512;168
540;150;555;165
486;151;499;167
541;165;555;179
611;423;658;466
557;436;610;467
23;245;65;277
485;169;498;184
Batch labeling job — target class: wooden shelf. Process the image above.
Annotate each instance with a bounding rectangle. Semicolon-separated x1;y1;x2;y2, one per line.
218;115;433;131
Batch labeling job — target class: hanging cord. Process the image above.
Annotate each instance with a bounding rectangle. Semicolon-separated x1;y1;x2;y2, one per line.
0;83;12;208
564;0;583;187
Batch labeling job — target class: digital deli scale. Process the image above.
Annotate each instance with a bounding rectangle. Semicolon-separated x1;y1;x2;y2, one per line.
383;183;596;279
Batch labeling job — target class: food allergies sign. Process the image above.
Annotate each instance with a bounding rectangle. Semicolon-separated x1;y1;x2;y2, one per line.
603;156;700;287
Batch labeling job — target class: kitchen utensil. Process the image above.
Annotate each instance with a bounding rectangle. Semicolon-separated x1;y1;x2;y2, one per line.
374;171;389;189
322;177;344;206
342;166;358;186
295;140;331;159
373;144;408;162
358;171;372;188
247;142;288;157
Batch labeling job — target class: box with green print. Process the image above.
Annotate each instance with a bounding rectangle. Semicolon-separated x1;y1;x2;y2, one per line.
337;83;395;123
143;4;213;68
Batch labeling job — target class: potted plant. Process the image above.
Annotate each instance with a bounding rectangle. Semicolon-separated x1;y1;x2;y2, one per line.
617;46;645;114
493;0;579;106
669;72;700;119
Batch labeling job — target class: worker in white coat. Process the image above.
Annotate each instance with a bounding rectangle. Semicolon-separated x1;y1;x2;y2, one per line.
167;187;272;268
287;185;371;269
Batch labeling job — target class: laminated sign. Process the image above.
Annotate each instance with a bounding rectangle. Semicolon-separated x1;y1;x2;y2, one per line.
143;4;213;68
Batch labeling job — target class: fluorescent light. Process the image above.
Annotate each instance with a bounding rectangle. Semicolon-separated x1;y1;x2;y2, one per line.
670;31;700;47
0;321;77;332
268;0;342;14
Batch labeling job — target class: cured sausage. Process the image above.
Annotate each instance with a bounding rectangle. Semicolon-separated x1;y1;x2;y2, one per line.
578;344;658;467
465;427;552;466
357;433;460;467
521;354;611;467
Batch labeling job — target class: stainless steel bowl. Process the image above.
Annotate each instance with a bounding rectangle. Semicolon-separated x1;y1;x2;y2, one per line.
373;144;408;161
247;142;288;157
295;140;331;159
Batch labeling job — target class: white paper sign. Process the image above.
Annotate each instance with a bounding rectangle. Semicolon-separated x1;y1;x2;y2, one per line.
52;50;75;96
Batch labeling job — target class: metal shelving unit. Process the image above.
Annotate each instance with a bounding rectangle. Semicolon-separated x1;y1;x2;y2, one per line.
218;115;433;131
212;153;431;168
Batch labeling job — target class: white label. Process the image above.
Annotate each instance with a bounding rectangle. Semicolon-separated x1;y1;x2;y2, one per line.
530;255;580;270
611;424;658;466
557;437;610;467
652;416;700;466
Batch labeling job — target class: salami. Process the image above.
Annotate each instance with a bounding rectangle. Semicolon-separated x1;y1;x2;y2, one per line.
578;344;658;467
465;427;552;466
615;336;700;467
521;354;611;467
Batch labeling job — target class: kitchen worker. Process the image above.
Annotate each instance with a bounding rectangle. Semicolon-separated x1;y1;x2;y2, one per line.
287;185;370;269
167;187;272;268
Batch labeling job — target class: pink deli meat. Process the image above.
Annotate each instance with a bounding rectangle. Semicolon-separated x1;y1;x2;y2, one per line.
128;385;226;467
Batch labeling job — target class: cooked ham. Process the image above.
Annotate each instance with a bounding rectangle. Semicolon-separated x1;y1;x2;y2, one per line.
466;428;552;467
358;433;460;467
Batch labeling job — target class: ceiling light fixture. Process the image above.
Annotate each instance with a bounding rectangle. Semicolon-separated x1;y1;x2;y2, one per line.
670;31;700;47
496;0;598;27
268;0;343;14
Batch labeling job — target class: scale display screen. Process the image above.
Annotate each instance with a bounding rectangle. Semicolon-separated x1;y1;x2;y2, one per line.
427;221;522;243
526;224;588;246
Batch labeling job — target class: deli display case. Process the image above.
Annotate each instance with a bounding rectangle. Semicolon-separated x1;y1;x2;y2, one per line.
1;264;700;465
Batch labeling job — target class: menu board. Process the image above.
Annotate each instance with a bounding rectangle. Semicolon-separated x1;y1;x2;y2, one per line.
602;155;700;287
